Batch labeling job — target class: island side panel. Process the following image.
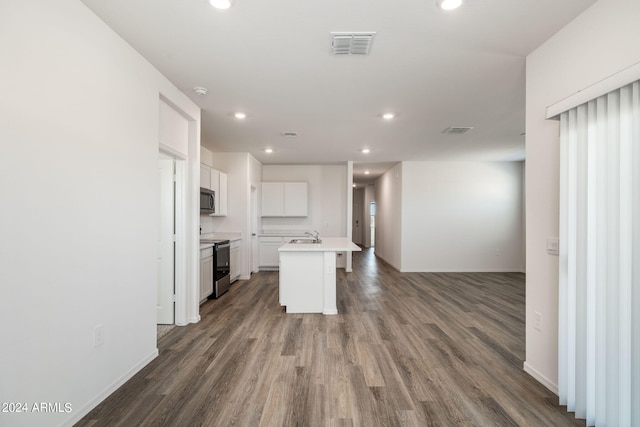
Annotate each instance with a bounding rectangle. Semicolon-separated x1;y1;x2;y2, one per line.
279;251;324;313
323;251;337;315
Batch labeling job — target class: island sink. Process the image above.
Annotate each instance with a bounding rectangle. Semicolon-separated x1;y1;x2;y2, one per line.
288;238;321;244
278;237;361;315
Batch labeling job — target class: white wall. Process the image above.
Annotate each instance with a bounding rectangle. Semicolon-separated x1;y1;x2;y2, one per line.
261;165;347;237
374;163;403;269
525;0;640;392
0;1;200;426
400;161;524;272
373;161;524;272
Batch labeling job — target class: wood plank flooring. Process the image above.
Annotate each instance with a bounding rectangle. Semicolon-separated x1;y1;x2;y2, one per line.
77;248;584;426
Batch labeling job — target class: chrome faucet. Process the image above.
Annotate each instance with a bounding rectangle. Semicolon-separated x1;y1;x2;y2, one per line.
305;230;321;242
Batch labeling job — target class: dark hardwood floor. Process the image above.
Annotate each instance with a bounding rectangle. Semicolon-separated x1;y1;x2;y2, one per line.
77;248;583;426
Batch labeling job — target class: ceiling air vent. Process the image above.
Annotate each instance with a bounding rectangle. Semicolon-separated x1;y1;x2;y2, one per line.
441;126;474;135
330;32;376;55
281;132;298;137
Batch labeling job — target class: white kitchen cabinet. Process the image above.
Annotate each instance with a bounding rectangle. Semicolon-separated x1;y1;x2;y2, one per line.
210;168;219;195
284;182;308;216
230;239;241;282
261;182;284;217
200;164;211;190
258;237;284;269
200;247;214;303
209;169;228;216
258;233;312;270
201;164;228;216
261;182;308;217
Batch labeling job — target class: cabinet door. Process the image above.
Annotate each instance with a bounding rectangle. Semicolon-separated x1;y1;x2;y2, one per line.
258;238;282;267
230;246;240;282
209;169;220;215
200;164;211;190
210;168;220;195
200;255;213;301
261;182;285;217
284;182;308;216
218;172;228;216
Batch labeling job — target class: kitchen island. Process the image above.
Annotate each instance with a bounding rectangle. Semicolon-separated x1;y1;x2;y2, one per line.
278;237;361;314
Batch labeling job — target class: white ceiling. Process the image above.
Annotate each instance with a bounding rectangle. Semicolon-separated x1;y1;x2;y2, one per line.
80;0;595;183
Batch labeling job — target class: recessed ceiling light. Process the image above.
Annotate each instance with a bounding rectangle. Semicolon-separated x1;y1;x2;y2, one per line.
436;0;463;10
210;0;232;9
352;184;357;188
364;170;370;175
234;112;246;119
382;113;395;120
265;148;273;153
361;148;371;154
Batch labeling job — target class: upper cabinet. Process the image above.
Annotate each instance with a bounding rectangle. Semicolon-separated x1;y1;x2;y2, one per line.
200;164;211;190
261;182;308;217
200;163;227;216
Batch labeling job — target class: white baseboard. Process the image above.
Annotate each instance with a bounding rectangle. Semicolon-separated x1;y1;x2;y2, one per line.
523;361;558;395
400;267;526;273
63;349;159;426
373;253;401;271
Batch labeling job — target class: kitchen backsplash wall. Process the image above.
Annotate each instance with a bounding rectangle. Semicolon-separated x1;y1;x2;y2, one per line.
199;215;215;235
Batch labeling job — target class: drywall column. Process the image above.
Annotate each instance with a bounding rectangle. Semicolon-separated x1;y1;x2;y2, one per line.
346;161;353;272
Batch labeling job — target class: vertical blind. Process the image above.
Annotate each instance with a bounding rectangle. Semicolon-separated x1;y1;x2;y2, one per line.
558;80;639;426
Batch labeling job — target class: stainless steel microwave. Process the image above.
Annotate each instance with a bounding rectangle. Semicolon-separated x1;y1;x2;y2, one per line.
200;188;215;214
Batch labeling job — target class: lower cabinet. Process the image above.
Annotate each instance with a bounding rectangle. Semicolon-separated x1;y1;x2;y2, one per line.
230;239;241;283
259;237;284;269
258;235;308;270
200;247;214;303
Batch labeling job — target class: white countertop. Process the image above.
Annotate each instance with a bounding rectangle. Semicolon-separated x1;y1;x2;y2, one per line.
278;237;361;252
200;232;242;241
200;232;242;250
259;230;311;237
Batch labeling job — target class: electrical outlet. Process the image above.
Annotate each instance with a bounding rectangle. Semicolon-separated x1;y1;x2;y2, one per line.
534;312;542;331
94;325;104;347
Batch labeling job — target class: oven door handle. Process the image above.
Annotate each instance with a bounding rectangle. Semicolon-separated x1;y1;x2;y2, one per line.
216;243;231;249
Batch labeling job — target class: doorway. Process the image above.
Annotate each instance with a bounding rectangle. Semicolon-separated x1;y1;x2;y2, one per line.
353;202;363;245
370;201;376;247
157;154;175;325
352;187;364;246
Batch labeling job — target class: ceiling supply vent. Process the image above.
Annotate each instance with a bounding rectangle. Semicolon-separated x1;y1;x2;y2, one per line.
330;32;376;55
281;132;298;137
441;126;474;135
